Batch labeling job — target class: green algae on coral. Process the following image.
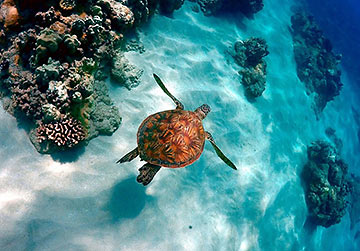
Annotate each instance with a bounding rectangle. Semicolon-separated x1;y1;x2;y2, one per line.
0;0;184;154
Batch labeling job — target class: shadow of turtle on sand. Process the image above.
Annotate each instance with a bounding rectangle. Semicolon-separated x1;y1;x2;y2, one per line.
103;176;149;223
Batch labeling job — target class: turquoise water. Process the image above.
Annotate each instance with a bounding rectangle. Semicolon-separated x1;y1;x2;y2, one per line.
1;0;359;250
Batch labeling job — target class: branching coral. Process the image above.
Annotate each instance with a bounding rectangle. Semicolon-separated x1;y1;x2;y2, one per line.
37;117;86;148
10;73;47;119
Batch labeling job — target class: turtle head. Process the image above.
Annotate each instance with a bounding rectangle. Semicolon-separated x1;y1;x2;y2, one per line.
195;104;211;120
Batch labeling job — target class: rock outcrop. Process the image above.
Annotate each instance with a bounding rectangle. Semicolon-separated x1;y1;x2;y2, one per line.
302;140;350;228
291;13;343;118
196;0;264;16
232;37;269;98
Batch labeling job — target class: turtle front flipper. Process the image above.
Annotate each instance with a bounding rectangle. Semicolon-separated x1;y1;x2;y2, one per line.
153;74;184;110
137;163;161;186
205;132;237;170
117;147;139;163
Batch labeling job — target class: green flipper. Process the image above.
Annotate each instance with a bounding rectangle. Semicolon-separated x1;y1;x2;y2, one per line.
153;73;184;110
206;132;237;170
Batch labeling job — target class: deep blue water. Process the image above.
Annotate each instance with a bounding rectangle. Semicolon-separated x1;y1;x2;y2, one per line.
306;0;360;91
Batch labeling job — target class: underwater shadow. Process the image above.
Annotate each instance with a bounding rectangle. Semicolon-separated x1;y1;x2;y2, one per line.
23;219;84;251
103;176;148;222
302;216;317;235
14;112;34;132
244;91;258;103
49;144;86;163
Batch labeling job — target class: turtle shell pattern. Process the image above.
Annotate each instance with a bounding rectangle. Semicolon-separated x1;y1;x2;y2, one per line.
137;109;206;168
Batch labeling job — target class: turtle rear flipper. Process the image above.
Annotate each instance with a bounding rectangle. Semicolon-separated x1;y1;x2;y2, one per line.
137;163;161;185
206;132;237;170
117;147;139;163
153;74;184;110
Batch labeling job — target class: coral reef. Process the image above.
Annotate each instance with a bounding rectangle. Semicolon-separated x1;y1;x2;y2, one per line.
196;0;221;16
0;0;182;154
240;61;266;98
111;51;143;89
125;38;145;53
36;117;86;151
88;80;122;138
301;140;350;228
291;13;343;118
97;0;135;30
232;37;269;98
196;0;264;16
0;0;20;30
159;0;184;14
119;0;158;25
233;38;269;68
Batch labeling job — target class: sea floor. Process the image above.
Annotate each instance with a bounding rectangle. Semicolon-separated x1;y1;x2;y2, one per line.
1;0;359;250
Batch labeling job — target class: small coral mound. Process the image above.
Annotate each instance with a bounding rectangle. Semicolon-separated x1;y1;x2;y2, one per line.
59;0;77;11
234;38;269;67
0;0;21;30
111;52;143;89
37;117;86;149
302;140;350;228
159;0;184;14
97;0;135;29
240;62;266;98
232;37;269;98
291;13;343;118
196;0;264;16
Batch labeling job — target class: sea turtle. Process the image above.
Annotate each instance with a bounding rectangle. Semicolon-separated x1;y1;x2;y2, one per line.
117;74;237;185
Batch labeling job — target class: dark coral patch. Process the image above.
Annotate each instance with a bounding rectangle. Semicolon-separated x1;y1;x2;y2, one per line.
302;140;350;228
291;13;343;118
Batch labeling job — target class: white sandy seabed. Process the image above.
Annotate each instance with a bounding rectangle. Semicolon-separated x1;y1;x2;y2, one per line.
1;1;360;250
